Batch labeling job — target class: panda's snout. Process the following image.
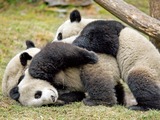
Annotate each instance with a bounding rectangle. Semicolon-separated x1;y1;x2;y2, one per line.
51;95;56;102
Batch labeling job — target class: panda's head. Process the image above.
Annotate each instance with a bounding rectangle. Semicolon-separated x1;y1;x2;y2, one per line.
2;40;40;97
10;69;58;107
53;9;96;42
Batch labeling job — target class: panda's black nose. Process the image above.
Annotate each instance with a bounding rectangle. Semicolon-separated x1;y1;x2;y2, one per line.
57;33;62;40
10;86;20;101
51;95;56;102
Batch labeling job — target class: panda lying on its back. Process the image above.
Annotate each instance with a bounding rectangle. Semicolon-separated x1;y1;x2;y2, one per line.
2;40;40;97
73;20;160;111
10;42;124;107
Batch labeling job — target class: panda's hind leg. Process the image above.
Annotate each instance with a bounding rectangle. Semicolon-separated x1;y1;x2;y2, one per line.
127;67;160;111
115;81;126;105
81;70;118;106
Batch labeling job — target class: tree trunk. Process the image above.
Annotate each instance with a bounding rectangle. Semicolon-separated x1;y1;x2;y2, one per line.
94;0;160;42
149;0;160;49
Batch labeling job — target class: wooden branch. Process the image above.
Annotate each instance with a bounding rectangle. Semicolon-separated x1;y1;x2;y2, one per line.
149;0;160;48
94;0;160;41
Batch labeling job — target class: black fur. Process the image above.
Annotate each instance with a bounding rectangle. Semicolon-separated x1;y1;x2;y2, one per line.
29;42;98;82
114;82;126;105
26;40;35;49
46;91;85;106
73;20;125;57
58;91;85;104
20;52;32;66
128;68;160;111
10;86;20;102
80;67;118;106
57;33;63;40
70;10;81;23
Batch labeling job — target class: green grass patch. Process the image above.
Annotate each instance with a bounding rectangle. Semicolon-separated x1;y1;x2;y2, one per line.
0;1;159;120
124;0;149;14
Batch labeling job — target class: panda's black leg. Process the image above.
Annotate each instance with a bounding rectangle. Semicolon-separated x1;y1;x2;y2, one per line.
128;104;150;111
81;71;118;106
114;81;126;106
83;97;115;106
65;49;98;67
127;68;160;111
58;91;85;104
50;91;85;106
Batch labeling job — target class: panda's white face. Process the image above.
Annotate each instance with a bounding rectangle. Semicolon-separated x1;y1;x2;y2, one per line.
53;18;96;42
55;35;78;44
54;20;82;41
14;69;58;107
2;47;40;97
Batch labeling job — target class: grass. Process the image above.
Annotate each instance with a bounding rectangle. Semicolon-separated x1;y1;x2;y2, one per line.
0;0;160;120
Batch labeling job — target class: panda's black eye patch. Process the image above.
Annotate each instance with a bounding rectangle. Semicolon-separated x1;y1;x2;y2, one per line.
35;91;42;99
57;33;62;40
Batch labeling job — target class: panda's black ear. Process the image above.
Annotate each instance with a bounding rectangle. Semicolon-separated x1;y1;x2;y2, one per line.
10;86;20;101
70;10;81;23
26;40;35;49
20;52;32;66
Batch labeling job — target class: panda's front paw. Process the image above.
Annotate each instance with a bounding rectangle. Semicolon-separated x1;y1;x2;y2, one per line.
53;99;66;106
128;105;150;111
83;98;97;106
87;51;98;64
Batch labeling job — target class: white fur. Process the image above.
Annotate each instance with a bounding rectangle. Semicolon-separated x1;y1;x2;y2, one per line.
118;27;160;82
53;18;96;42
18;69;58;106
55;35;78;44
17;67;83;106
2;48;40;97
55;68;84;92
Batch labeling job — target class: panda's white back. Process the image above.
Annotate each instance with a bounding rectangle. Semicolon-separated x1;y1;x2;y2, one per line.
118;27;160;81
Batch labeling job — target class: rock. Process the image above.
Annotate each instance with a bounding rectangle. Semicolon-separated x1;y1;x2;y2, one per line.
44;0;93;7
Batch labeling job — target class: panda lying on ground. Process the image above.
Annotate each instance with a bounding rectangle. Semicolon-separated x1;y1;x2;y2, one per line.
10;42;125;107
2;40;40;97
72;20;160;111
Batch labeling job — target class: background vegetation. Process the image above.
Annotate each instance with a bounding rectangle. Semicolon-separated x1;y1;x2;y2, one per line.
0;0;159;119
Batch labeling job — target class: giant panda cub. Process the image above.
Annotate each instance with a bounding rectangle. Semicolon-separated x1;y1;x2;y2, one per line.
73;20;160;111
2;40;40;97
10;42;125;107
